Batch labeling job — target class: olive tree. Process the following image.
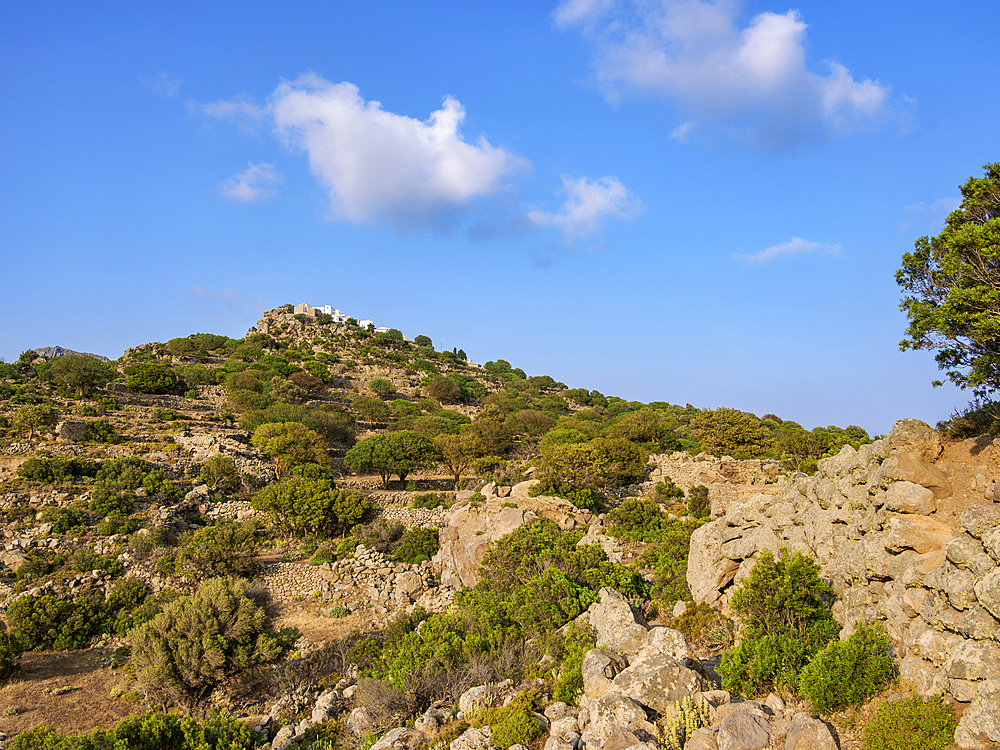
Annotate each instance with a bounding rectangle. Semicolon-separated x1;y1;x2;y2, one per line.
251;422;328;477
344;430;439;488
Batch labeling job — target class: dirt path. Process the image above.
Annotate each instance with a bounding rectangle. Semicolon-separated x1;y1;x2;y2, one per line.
0;648;139;738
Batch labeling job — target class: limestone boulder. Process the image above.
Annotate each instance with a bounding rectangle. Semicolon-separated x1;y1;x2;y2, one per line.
635;626;689;662
715;711;771;750
973;568;1000;621
592;587;650;657
885;515;953;554
55;421;89;442
885;419;943;460
784;713;837;750
959;505;1000;539
885;481;936;515
685;728;719;750
581;649;629;705
450;726;492;750
687;521;740;605
609;653;708;714
580;694;657;750
369;727;426;750
947;533;997;576
956;678;1000;750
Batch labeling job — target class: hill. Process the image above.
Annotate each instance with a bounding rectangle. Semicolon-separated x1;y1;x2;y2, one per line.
0;305;997;749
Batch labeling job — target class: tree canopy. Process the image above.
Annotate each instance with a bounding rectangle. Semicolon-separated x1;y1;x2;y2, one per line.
344;430;439;488
897;162;1000;400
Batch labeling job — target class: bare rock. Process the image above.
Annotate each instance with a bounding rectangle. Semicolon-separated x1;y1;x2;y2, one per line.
716;711;771;750
582;649;629;705
580;693;657;750
55;421;90;443
369;727;426;750
959;505;1000;539
973;568;1000;621
784;713;837;750
956;678;1000;749
885;515;953;554
592;587;650;657
947;533;997;576
685;728;719;750
609;653;708;713
885;481;936;515
450;726;492;750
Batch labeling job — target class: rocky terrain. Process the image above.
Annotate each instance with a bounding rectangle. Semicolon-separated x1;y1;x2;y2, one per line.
2;307;998;749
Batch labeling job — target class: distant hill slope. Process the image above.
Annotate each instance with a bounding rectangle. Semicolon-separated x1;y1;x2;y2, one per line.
32;346;110;362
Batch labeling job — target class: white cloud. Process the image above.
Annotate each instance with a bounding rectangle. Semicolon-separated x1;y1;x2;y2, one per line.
900;196;961;232
220;161;281;202
731;236;840;264
554;0;897;148
528;175;643;243
141;72;183;98
258;74;527;225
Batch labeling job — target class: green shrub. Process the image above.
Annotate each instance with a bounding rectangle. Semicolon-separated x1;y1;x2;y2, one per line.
7;592;107;651
718;549;838;697
471;691;544;750
84;418;118;443
97;456;150;489
551;624;596;704
8;710;260;750
130;577;294;713
89;484;131;516
310;547;335;566
687;485;710;518
862;695;956;750
411;492;447;509
0;630;22;679
799;622;896;713
125;362;180;394
38;506;88;534
394;527;439;564
17;456;97;483
199;454;241;494
177;522;258;578
254;476;370;536
96;511;137;536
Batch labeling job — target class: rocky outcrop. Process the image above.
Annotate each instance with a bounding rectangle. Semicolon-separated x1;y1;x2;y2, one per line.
685;419;1000;749
432;481;595;589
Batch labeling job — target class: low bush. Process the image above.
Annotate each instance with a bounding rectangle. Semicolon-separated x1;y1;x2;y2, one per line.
125;362;181;394
8;711;259;750
7;592;107;651
799;622;896;713
551;623;596;704
310;547;335;566
471;691;544;750
718;549;838;697
177;522;259;578
130;577;295;714
862;695;956;750
199;454;241;494
0;630;22;679
394;527;439;564
17;456;97;483
38;506;88;534
84;418;118;443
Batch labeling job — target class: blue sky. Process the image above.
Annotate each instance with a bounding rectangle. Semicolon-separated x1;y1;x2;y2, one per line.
2;0;998;434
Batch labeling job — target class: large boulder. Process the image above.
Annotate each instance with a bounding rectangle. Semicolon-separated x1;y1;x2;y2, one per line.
784;713;837;750
581;649;629;705
885;481;936;515
580;694;657;750
715;711;771;750
369;728;426;750
609;653;708;714
592;588;650;657
884;515;953;554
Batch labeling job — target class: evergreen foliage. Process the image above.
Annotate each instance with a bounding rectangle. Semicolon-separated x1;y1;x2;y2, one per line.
130;577;293;714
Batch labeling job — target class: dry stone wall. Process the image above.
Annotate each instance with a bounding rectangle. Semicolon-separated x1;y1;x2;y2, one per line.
686;419;1000;749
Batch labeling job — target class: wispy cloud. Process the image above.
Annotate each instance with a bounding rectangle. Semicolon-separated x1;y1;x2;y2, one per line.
183;287;268;316
731;236;840;264
220;161;282;202
554;0;901;149
141;72;183;98
528;175;643;244
900;196;961;232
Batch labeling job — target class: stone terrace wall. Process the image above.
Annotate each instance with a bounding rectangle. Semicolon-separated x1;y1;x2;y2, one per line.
686;419;1000;749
